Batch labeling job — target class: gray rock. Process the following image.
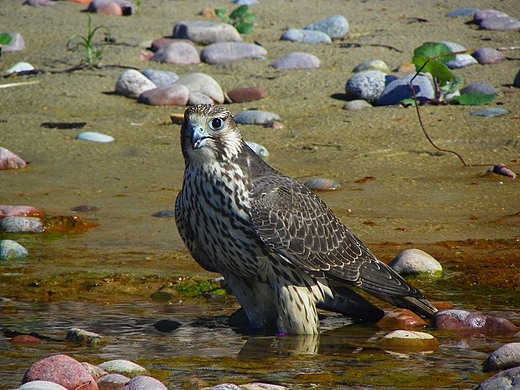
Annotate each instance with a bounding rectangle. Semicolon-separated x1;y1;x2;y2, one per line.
280;29;331;44
121;376;168;390
234;110;281;125
0;217;44;233
97;374;131;385
376;73;434;106
345;70;388;103
304;178;341;191
141;69;179;88
343;99;372;111
441;41;478;69
23;0;58;6
173;21;242;44
304;15;349;39
389;248;443;277
76;132;114;143
5;62;34;75
0;32;25;52
476;366;520;390
150;42;200;65
115;69;156;99
474;9;520;31
65;328;105;346
270;52;320;70
460;82;497;95
353;60;390;74
201;42;267;64
446;8;479;17
137;84;189;106
245;141;269;158
470;108;508;117
98;359;148;377
187;91;214;106
472;48;506;64
0;239;29;260
484;343;520;372
173;73;224;104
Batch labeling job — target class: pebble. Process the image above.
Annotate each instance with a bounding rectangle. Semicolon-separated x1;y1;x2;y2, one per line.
469;108;508;117
474;9;520;31
472;48;506;65
234;110;281;125
98;359;148;377
87;0;136;16
141;69;179;88
0;239;29;261
226;87;266;103
137;84;189;106
353;60;391;74
304;178;341;191
173;21;242;44
431;309;518;336
95;2;122;16
270;52;320;70
345;70;388;103
22;354;98;390
152;210;175;218
5;62;35;75
97;373;131;386
245;141;269;158
441;41;478;69
22;0;57;6
446;8;479;17
1;32;25;53
460;82;497;96
120;376;168;390
376;73;434;106
476;366;520;390
201;42;267;64
0;216;44;233
65;327;105;347
304;15;349;39
17;381;69;390
149;42;200;65
379;330;439;352
0;205;44;217
514;69;520;88
0;147;27;169
188;92;214;106
376;308;427;330
71;205;99;212
483;343;520;372
115;69;157;99
76;132;115;143
342;99;372;111
173;73;225;104
279;29;331;44
11;334;42;344
389;248;443;277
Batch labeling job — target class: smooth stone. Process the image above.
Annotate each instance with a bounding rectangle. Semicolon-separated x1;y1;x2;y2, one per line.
377;308;428;330
97;373;131;385
270;52;320;70
153;319;182;332
0;205;44;217
345;70;388;103
342;100;372;110
96;2;122;16
81;362;107;381
201;42;267;64
0;240;29;261
353;59;390;74
469;108;509;117
98;360;148;378
389;248;443;277
137;84;189;106
245;141;269;158
87;0;136;15
141;69;179;88
173;21;242;44
0;217;44;233
234;110;281;125
484;343;520;372
150;42;200;65
376;73;434;106
446;8;479;17
11;334;42;344
279;29;331;44
152;210;175;218
0;32;25;52
120;376;168;390
150;37;189;52
0;147;27;169
115;69;156;99
472;48;506;65
65;327;105;346
476;366;520;390
172;73;225;104
514;69;520;88
23;355;98;390
441;41;478;69
23;0;57;6
474;9;520;31
227;87;266;103
304;15;349;39
187;92;214;106
232;0;258;4
304;178;341;191
76;132;115;143
488;164;516;180
71;205;99;212
460;82;497;95
5;62;35;75
432;309;518;335
379;330;439;352
17;381;69;390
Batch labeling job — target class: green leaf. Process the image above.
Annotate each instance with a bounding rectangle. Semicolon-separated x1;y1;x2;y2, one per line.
243;13;257;22
0;33;12;46
236;21;254;34
413;56;453;86
451;93;496;106
413;42;454;64
229;5;249;19
214;7;228;17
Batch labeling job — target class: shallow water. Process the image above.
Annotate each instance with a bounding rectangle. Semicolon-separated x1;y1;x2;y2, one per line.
1;0;520;388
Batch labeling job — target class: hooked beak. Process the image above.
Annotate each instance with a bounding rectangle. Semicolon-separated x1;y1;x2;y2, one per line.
190;123;213;149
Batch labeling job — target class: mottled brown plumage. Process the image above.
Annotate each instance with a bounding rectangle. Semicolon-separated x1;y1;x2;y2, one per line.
175;104;437;334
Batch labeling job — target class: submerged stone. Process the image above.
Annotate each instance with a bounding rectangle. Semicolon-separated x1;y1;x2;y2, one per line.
483;343;520;372
0;239;29;261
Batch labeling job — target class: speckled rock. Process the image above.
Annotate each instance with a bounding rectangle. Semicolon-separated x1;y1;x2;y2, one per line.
442;41;478;69
173;21;242;44
234;110;281;125
201;42;267;64
484;343;520;372
0;147;27;169
0;239;29;261
0;32;25;52
150;42;200;65
476;366;520;390
141;69;179;88
172;73;224;104
115;69;156;99
472;48;506;64
98;360;148;378
137;84;189;106
120;376;168;390
304;15;349;39
389;248;443;277
17;381;69;390
280;29;331;44
345;70;388;103
379;330;439;352
270;52;320;70
460;82;497;95
353;60;391;73
0;216;44;233
432;310;518;336
65;328;105;346
376;73;434;106
226;87;266;103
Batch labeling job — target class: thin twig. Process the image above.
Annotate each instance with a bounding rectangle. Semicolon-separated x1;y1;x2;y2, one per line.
0;80;40;89
340;42;402;53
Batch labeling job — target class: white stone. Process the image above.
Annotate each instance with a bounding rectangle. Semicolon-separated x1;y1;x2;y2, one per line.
389;248;443;277
115;69;156;99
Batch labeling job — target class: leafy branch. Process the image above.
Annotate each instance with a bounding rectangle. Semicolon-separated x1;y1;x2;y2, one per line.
215;5;257;34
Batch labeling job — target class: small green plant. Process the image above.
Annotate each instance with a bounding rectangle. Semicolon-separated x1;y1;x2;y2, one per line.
215;5;257;34
0;33;13;58
66;15;112;67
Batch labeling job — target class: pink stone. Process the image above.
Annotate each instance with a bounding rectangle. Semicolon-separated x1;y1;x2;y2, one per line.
377;308;427;330
96;2;122;16
0;147;26;169
150;42;200;65
227;87;266;103
138;84;189;106
0;205;44;217
11;334;42;344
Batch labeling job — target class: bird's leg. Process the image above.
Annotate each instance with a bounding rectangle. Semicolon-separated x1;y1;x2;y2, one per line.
274;283;321;335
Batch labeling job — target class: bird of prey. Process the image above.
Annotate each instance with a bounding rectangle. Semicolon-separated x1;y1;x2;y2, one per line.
175;104;438;335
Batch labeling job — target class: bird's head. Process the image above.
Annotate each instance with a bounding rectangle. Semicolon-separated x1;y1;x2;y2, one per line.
180;104;245;164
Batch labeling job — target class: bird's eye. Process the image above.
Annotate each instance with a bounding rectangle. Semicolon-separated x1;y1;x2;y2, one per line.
209;117;225;131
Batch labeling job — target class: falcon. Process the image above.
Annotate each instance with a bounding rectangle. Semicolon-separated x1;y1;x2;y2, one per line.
175;104;438;335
